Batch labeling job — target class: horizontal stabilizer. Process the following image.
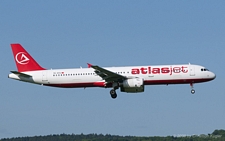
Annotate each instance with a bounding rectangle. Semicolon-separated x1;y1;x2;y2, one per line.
10;71;32;77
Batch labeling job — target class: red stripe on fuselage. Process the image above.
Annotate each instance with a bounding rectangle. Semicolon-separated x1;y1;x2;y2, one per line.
44;82;96;88
43;78;213;88
144;78;212;85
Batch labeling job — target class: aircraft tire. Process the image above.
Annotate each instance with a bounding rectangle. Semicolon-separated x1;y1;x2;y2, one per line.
191;89;195;94
110;89;117;99
110;89;116;95
111;93;117;99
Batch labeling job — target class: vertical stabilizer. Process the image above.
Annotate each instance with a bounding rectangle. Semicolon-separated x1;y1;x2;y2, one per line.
11;44;45;72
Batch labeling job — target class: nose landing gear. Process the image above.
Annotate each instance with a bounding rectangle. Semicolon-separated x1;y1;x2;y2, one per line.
190;83;195;94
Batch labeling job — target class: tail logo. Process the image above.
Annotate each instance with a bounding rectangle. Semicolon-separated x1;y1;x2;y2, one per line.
15;52;30;65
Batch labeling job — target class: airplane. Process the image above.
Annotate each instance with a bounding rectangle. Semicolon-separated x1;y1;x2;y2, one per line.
8;44;216;99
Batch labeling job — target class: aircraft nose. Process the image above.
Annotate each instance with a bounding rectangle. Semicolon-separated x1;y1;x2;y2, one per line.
210;72;216;80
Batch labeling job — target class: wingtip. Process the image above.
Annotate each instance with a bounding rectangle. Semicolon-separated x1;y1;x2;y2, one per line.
87;63;92;68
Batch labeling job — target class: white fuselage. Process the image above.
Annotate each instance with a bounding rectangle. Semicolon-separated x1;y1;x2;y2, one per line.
9;64;216;88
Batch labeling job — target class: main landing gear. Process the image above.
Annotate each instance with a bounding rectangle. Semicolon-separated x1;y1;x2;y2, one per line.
190;83;195;94
110;89;117;99
110;82;119;99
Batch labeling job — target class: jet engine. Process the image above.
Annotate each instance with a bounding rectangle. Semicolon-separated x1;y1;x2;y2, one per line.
120;78;144;93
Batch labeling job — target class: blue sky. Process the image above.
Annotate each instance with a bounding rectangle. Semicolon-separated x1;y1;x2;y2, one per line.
1;0;225;138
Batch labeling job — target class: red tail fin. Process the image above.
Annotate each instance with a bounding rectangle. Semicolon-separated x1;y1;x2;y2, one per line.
11;44;45;72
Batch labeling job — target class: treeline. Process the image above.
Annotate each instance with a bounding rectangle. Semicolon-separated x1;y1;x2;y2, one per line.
1;129;225;141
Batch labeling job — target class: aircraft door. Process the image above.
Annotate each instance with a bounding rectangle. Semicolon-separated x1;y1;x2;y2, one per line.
42;71;48;82
189;65;195;76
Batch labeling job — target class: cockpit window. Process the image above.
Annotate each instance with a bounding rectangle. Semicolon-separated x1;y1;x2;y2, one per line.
201;68;209;71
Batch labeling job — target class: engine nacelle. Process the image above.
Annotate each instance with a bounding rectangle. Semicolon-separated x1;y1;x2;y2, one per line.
120;78;144;93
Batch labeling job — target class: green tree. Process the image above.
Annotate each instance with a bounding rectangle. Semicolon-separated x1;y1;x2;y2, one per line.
212;129;225;137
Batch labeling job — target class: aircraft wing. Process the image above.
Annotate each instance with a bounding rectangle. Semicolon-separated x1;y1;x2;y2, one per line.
89;64;127;82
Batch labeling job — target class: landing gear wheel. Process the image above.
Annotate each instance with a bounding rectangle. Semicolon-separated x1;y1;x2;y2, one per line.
110;89;116;95
110;89;117;99
191;89;195;94
111;93;117;99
